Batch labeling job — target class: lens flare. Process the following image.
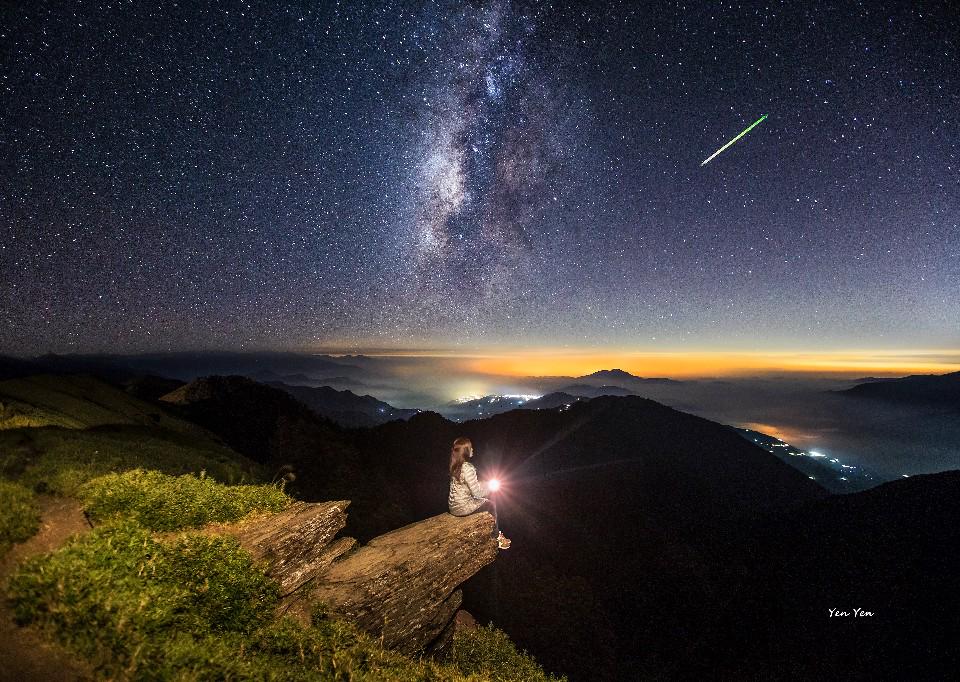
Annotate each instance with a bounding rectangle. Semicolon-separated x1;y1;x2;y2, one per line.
488;478;501;492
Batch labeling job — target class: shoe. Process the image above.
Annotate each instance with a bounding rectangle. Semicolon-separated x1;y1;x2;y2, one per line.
497;531;512;549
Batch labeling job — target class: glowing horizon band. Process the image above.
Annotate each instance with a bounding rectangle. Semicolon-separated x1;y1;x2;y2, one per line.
700;114;768;166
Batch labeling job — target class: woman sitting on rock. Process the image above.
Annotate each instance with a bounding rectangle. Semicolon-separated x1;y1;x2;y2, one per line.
448;436;511;549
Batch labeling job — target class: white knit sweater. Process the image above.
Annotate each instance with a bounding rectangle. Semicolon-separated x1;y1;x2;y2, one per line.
448;462;489;516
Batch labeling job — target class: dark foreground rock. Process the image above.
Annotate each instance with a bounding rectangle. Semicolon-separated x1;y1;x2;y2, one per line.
213;501;499;657
300;512;499;655
224;500;355;596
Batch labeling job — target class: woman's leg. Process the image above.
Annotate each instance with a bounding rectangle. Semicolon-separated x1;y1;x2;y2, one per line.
476;499;500;538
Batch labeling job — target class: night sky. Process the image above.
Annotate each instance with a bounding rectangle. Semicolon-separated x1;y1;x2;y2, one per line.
3;0;958;359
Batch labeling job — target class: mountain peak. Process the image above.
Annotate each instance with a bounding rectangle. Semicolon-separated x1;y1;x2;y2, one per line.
580;368;680;384
584;368;636;379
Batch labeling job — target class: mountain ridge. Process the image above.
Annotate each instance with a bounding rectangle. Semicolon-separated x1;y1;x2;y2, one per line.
837;370;960;408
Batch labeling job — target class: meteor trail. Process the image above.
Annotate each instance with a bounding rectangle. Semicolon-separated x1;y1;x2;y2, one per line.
700;114;768;166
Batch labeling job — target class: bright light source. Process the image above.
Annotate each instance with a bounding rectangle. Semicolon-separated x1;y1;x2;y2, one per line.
488;478;501;492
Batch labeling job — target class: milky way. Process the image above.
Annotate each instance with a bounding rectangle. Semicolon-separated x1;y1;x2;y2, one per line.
1;1;958;353
385;0;587;338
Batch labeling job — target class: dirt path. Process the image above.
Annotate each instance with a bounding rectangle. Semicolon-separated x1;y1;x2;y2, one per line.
0;494;95;681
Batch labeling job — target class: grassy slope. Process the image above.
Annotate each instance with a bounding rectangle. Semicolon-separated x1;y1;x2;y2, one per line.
5;470;562;681
0;374;204;432
0;374;269;496
0;425;265;496
8;516;555;681
0;480;40;557
0;374;561;680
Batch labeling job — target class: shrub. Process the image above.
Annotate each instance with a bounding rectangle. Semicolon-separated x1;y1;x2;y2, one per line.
0;479;41;556
77;468;291;531
454;623;567;682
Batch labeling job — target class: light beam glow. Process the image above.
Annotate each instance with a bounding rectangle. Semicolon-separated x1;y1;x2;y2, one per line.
701;114;768;166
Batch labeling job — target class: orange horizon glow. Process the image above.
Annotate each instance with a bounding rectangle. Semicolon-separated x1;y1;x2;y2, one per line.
312;345;960;379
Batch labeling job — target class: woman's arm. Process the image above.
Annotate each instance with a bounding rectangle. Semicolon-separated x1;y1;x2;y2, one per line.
462;463;488;499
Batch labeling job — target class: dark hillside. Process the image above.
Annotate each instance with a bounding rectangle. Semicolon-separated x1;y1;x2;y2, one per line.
837;371;960;408
160;375;346;463
1;374;205;434
268;381;419;428
694;470;960;678
353;395;828;680
0;375;266;493
360;395;826;530
159;376;406;536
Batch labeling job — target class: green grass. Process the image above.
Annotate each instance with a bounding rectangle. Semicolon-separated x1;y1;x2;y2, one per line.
7;518;563;681
0;425;265;496
7;520;280;676
453;624;567;682
0;374;200;433
78;468;292;531
0;479;41;557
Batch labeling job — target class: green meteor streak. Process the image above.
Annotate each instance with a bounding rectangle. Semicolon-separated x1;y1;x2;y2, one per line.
700;114;768;166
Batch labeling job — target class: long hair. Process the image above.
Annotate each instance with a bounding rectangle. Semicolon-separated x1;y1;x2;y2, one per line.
449;437;473;482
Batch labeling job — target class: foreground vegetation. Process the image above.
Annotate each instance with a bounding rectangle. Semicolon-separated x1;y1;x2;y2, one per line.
0;425;263;497
8;517;558;680
78;468;291;531
3;464;563;680
0;479;40;557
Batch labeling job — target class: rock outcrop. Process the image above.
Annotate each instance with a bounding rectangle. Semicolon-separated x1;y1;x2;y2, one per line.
218;500;355;596
294;511;499;655
213;500;499;657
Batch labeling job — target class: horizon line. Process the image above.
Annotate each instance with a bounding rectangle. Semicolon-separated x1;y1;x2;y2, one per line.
5;346;958;379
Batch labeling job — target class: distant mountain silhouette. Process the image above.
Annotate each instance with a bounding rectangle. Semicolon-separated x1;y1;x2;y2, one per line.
441;392;593;421
268;381;420;428
22;353;146;383
838;371;960;408
249;370;317;385
556;383;635;397
0;355;44;380
582;368;680;384
315;375;366;386
8;351;367;384
441;394;539;421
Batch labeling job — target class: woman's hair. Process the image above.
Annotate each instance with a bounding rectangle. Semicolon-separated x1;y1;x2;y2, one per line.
449;437;473;482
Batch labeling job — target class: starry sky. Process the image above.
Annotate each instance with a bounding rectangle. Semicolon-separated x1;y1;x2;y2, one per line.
3;0;958;368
